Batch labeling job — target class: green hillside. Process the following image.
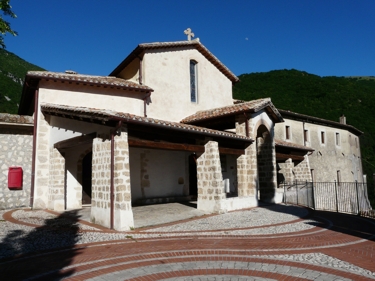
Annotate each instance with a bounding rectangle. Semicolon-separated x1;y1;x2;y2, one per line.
233;69;375;188
0;48;44;113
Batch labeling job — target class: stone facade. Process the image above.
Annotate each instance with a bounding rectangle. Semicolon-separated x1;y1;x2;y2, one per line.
48;148;65;211
0;125;33;209
91;136;111;228
197;141;225;213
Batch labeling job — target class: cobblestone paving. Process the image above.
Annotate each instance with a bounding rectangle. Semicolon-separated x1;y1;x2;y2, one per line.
0;204;374;280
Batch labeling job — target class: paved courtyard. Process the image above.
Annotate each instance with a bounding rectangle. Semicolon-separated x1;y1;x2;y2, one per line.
0;203;374;280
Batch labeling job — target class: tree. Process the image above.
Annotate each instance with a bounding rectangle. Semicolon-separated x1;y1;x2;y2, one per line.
0;0;17;48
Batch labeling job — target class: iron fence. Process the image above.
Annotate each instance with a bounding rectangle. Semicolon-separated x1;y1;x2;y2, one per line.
281;181;374;218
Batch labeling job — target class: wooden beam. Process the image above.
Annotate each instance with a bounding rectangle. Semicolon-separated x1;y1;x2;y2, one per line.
276;152;305;161
54;132;96;150
128;138;244;155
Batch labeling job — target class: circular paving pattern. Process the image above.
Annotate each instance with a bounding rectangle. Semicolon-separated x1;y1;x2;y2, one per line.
0;205;374;280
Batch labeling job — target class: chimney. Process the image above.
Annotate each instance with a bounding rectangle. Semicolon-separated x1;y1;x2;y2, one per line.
339;114;346;124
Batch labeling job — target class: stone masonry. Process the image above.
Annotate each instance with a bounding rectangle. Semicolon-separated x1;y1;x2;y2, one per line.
0;124;33;209
91;136;111;228
48;148;65;211
113;127;134;230
197;141;225;213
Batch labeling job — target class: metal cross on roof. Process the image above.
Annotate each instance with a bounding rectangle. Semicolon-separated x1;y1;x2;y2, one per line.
184;28;194;41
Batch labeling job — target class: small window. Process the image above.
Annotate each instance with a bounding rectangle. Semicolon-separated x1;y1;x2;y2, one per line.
190;60;198;102
335;133;340;146
285;126;290;140
321;131;325;144
304;129;309;143
355;137;358;148
337;170;341;185
310;169;314;182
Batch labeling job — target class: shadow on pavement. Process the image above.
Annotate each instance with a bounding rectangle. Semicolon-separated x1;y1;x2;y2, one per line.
259;203;375;241
0;210;82;280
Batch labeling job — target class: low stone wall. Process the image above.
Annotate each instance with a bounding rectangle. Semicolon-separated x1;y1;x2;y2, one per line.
0;117;33;209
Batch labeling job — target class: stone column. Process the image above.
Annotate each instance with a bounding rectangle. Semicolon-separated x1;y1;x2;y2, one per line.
197;141;225;213
293;156;312;182
48;148;65;211
237;144;257;197
91;136;111;228
113;127;134;230
279;158;295;184
33;113;51;209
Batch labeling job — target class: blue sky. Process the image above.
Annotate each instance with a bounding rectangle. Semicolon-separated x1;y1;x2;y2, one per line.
3;0;375;77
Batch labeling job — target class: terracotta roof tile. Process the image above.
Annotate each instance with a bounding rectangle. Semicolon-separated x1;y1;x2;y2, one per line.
41;103;253;142
26;71;153;92
181;98;283;124
0;113;33;125
110;40;239;83
275;139;314;151
278;109;363;136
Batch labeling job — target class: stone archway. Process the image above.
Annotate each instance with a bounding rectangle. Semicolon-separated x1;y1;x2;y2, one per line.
256;125;276;203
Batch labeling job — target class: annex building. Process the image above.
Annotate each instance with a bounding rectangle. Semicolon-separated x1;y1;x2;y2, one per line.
1;33;365;229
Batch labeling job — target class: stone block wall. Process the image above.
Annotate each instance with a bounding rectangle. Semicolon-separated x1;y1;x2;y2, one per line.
48;148;65;211
34;113;51;209
91;136;111;227
197;141;225;213
237;144;257;197
293;156;312;182
257;135;277;203
278;158;295;184
113;127;134;230
0;126;33;209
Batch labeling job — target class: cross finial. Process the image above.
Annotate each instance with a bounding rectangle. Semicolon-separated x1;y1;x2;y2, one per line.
184;28;194;41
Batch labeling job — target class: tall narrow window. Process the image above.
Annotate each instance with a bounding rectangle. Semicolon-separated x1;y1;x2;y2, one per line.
337;170;341;185
310;169;314;182
190;60;198;102
304;129;309;143
285;126;290;140
355;137;358;148
336;133;340;146
321;131;325;144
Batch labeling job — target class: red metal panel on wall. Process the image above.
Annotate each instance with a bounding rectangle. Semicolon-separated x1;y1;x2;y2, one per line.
8;167;23;190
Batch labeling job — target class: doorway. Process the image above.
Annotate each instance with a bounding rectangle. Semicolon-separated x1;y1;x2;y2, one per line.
82;151;92;205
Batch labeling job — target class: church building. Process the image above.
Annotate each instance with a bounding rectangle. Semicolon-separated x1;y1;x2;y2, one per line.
2;31;364;230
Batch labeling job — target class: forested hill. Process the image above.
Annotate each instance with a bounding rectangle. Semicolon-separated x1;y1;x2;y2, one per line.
0;48;44;113
233;69;375;183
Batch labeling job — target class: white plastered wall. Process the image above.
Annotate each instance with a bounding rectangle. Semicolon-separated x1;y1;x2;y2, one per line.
129;147;188;201
38;81;145;116
140;47;234;122
274;119;363;182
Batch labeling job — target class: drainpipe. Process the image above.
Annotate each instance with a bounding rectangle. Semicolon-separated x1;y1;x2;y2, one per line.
138;56;143;85
143;92;151;117
30;89;39;208
244;112;249;137
110;120;123;229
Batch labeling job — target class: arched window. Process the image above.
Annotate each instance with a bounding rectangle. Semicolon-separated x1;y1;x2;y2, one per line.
190;60;198;102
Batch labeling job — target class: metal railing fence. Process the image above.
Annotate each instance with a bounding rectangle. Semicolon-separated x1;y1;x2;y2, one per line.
281;181;374;218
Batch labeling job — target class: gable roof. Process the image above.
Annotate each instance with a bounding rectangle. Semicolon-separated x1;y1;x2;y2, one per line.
41;103;253;142
18;71;153;115
109;40;239;83
25;71;153;92
279;109;363;136
181;98;284;124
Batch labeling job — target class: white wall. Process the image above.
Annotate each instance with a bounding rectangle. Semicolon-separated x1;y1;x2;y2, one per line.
39;80;145;117
135;47;233;122
129;147;188;201
274;119;363;182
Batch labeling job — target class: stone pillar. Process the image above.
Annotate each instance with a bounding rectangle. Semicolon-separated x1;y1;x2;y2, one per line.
237;144;257;197
257;134;277;203
293;156;312;182
278;158;295;184
48;148;65;211
197;141;225;213
91;136;111;228
113;127;134;230
33;113;51;209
